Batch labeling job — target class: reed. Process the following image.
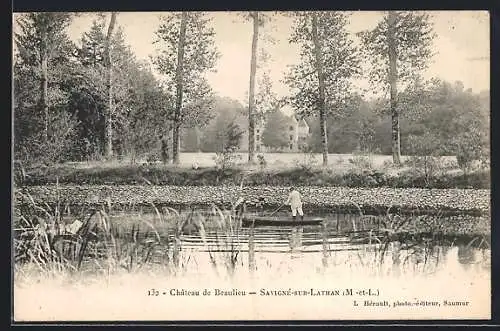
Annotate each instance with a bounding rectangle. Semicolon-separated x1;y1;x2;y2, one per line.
13;182;205;280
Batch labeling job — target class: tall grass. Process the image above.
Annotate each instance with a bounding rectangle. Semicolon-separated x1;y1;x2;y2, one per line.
15;186;180;278
14;181;251;281
334;202;491;278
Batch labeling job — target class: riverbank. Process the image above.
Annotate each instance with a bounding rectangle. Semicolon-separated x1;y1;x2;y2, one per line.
15;185;491;216
17;163;490;189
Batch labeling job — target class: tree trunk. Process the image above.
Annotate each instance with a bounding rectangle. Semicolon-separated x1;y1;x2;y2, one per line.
173;12;188;165
248;11;259;164
40;43;49;143
104;12;117;159
387;11;401;166
160;133;168;164
195;125;201;152
311;14;328;166
161;122;172;164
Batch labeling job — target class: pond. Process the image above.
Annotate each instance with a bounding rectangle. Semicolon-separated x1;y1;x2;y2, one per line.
15;208;486;278
13;207;491;321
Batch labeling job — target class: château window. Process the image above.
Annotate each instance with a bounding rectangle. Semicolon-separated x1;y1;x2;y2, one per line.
289;126;294;131
256;134;260;141
289;135;293;141
289;144;293;150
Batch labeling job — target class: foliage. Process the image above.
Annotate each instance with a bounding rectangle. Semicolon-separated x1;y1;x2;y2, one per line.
13;13;175;165
73;20;142;160
358;11;436;93
294;151;319;171
14;13;75;68
200;97;247;152
306;95;379;153
300;78;490;163
358;11;436;165
285;12;361;117
261;110;293;150
284;11;361;165
348;154;374;171
404;132;443;186
13;13;489;171
257;154;267;170
401;79;489;170
152;12;220;163
214;120;245;170
123;63;173;161
13;13;78;165
16;111;80;166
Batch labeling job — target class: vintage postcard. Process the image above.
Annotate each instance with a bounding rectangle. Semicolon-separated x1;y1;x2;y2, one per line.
12;10;491;322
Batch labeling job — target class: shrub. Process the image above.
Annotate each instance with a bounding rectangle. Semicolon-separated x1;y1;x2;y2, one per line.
404;133;447;186
341;169;386;187
15;111;79;167
213;121;244;170
146;152;161;164
381;159;394;169
405;155;441;187
348;154;374;171
295;151;318;171
257;154;267;170
450;128;488;174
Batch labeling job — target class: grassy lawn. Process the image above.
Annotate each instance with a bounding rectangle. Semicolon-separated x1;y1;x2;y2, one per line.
62;152;460;173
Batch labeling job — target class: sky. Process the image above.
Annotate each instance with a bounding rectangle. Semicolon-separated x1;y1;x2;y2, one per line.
15;11;490;106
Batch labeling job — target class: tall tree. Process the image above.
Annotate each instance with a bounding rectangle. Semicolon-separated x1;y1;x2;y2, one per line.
73;16;137;160
104;12;117;158
173;12;188;164
311;13;328;165
240;11;276;163
153;12;219;164
358;11;435;165
14;13;74;143
255;70;278;124
247;11;259;164
123;62;173;162
285;11;360;166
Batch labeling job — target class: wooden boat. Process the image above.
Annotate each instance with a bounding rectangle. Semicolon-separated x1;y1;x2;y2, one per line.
241;215;324;227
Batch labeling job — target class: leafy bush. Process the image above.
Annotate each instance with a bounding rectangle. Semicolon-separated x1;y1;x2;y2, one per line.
15;111;79;167
257;154;267;170
405;155;441;186
348;153;374;171
295;151;318;171
404;133;447;186
214;121;244;170
146;152;161;164
449;123;489;174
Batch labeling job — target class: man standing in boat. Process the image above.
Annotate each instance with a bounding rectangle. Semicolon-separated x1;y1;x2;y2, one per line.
286;186;304;222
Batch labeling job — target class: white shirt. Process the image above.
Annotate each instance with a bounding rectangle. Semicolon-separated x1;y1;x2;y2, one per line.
286;190;302;207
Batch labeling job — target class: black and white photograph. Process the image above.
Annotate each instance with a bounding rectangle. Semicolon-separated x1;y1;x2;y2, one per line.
12;10;491;321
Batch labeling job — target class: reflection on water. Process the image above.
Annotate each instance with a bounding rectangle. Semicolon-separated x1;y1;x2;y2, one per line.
14;206;491;283
130;223;490;281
